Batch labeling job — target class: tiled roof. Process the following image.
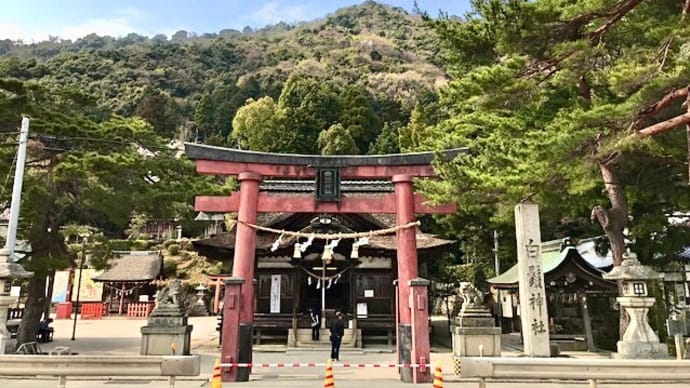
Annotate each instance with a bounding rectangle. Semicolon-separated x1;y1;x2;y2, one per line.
260;180;393;192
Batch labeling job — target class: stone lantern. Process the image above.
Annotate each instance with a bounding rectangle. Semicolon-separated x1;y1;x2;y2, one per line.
190;284;208;316
603;251;668;359
0;248;32;354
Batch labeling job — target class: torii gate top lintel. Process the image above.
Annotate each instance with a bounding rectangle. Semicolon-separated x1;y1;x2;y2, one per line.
184;143;467;178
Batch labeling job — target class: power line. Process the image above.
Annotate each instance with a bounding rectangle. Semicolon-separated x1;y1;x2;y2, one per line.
28;133;178;152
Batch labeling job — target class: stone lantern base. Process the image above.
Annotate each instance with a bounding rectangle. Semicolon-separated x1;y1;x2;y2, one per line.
612;296;668;359
614;341;668;359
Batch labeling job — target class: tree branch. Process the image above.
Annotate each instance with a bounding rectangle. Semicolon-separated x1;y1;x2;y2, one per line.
684;0;690;19
636;111;690;137
589;0;645;44
633;86;690;129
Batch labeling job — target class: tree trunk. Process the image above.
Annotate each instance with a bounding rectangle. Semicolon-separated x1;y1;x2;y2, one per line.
591;161;629;338
17;275;47;346
591;161;628;266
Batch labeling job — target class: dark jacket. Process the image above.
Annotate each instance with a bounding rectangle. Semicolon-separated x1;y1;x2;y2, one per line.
330;317;345;337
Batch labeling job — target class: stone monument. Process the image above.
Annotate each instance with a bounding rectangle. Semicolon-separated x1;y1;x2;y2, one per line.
141;279;193;355
515;202;550;357
603;251;668;359
451;282;501;359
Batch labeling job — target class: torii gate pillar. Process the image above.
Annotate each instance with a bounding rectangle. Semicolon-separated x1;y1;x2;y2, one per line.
228;172;262;382
393;175;430;383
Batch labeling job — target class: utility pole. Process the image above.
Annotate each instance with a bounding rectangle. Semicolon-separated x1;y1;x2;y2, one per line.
493;230;500;275
0;117;32;354
71;235;87;341
5;117;30;254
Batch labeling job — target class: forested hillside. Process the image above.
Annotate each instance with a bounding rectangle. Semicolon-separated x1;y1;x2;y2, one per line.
0;1;443;155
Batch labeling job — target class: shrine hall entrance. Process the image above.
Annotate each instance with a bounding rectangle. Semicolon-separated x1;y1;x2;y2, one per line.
300;259;351;315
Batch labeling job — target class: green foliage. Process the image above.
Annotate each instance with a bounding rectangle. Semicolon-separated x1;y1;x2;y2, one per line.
317;123;359;155
231;96;292;151
163;258;179;276
278;74;342;153
0;2;441;151
163;239;178;248
167;243;181;256
420;0;690;263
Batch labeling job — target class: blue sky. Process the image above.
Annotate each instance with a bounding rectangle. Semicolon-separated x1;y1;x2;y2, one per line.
0;0;471;42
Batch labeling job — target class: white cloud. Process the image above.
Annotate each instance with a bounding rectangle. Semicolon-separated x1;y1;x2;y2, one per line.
250;2;312;25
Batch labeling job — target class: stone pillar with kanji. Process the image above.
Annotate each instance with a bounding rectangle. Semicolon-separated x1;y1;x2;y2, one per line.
515;202;550;357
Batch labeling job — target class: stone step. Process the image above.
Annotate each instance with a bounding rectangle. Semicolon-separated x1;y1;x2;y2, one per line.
286;347;365;355
290;328;362;348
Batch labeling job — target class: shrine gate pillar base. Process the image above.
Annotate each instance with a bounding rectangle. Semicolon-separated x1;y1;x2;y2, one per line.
409;278;431;384
221;278;243;382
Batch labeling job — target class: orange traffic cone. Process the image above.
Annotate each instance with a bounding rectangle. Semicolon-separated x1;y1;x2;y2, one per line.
432;360;443;388
211;358;222;388
324;359;335;388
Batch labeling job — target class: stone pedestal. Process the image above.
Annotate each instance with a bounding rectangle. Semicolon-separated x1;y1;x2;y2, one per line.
452;284;501;359
141;283;193;356
612;296;668;359
140;315;193;355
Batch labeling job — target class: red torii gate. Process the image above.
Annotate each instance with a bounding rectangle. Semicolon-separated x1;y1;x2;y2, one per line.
185;144;462;383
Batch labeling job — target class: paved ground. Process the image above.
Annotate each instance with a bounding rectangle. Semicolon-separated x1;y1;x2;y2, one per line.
2;316;687;387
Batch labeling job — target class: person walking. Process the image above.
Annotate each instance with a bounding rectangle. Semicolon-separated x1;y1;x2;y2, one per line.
308;307;320;341
329;311;345;361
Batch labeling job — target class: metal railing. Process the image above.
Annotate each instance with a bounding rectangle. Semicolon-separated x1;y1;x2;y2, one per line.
0;354;200;388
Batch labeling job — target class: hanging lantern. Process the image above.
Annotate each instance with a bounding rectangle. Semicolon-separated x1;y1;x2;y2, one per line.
293;243;302;258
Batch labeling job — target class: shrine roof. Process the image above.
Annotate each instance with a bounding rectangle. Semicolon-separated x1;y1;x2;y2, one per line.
92;251;163;283
487;245;615;290
185;144;467;167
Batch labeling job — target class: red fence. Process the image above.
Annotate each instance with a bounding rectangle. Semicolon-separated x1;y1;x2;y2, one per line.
56;303;72;319
80;302;105;319
127;302;155;319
